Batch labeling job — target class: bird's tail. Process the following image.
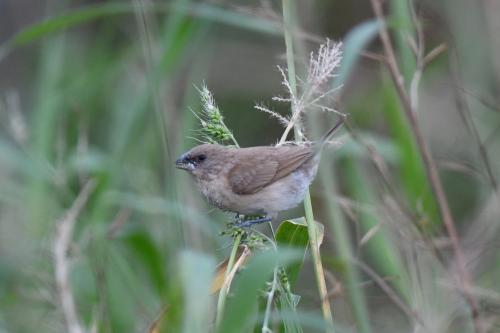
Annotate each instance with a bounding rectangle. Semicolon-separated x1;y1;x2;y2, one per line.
316;116;345;151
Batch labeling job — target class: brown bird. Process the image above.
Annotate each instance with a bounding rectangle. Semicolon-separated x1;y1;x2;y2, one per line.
175;118;344;227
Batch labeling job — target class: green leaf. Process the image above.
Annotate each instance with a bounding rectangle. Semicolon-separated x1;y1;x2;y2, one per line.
335;20;381;87
184;3;281;36
12;4;131;46
274;218;316;333
0;139;50;180
381;78;439;228
275;218;313;287
123;231;167;294
0;3;133;61
277;292;304;333
334;132;399;163
389;0;416;85
342;156;409;299
179;251;215;333
316;151;373;333
0;3;282;62
105;243;155;332
217;249;299;333
28;33;66;235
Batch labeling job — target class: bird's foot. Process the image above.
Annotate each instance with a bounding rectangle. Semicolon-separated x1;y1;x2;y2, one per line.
234;215;272;228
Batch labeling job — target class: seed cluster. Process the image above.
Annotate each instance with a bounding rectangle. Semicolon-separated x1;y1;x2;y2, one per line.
197;85;236;145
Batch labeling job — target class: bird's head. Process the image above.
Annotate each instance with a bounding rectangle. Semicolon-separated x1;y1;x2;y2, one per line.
175;144;229;178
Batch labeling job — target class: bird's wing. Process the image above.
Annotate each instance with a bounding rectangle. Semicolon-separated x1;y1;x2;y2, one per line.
228;146;314;195
273;146;314;180
229;157;279;195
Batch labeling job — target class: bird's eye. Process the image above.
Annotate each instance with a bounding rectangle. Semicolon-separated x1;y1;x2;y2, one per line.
197;154;207;162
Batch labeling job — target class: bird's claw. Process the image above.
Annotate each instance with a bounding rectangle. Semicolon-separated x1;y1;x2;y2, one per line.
234;216;272;228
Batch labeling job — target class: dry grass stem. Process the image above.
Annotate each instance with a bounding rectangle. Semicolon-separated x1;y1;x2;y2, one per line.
449;51;498;191
369;1;482;331
53;180;96;333
423;44;447;66
220;245;251;292
354;259;426;328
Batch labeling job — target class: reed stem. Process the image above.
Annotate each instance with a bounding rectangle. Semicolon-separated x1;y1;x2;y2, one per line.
282;1;335;331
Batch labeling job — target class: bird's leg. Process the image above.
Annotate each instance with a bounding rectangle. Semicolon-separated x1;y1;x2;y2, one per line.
234;215;272;228
233;213;243;225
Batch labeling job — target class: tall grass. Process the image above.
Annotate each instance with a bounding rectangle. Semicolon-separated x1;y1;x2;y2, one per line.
281;0;334;331
1;1;500;333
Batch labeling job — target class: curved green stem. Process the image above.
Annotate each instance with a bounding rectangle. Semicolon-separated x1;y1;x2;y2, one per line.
215;233;242;328
281;0;335;331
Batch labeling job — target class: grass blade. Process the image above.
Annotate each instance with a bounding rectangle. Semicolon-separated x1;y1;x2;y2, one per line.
275;218;310;288
217;250;299;333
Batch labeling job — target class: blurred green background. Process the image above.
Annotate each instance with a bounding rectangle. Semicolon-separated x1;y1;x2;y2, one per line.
1;0;500;332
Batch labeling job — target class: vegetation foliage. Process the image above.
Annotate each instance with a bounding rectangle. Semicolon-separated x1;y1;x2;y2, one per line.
1;1;500;333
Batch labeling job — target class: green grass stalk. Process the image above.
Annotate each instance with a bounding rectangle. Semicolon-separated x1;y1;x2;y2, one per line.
215;233;242;329
302;193;335;331
389;0;416;85
319;158;372;333
382;0;439;228
262;267;279;333
307;111;373;332
281;0;334;331
343;156;408;299
29;32;66;235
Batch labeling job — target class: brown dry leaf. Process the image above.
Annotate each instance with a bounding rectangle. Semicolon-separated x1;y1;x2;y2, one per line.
211;246;251;294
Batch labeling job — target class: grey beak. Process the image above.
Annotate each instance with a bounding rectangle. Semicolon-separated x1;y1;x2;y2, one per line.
175;153;191;170
175;152;187;166
175;157;186;169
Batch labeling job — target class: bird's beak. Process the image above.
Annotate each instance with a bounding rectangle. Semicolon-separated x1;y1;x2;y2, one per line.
175;154;194;171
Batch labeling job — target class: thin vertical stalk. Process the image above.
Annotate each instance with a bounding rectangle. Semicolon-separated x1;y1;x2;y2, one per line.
133;0;185;250
282;1;334;331
389;0;416;84
215;233;242;329
382;0;439;226
213;99;242;329
308;112;372;333
320;159;372;333
369;1;482;332
262;268;279;332
303;194;335;332
29;24;66;235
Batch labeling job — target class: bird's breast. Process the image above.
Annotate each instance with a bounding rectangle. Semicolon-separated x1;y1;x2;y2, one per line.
196;175;234;212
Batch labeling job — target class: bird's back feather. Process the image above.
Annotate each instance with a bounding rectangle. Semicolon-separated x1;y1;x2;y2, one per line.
228;145;314;195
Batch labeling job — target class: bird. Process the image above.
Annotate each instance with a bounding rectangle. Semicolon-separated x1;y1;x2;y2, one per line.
175;118;344;227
